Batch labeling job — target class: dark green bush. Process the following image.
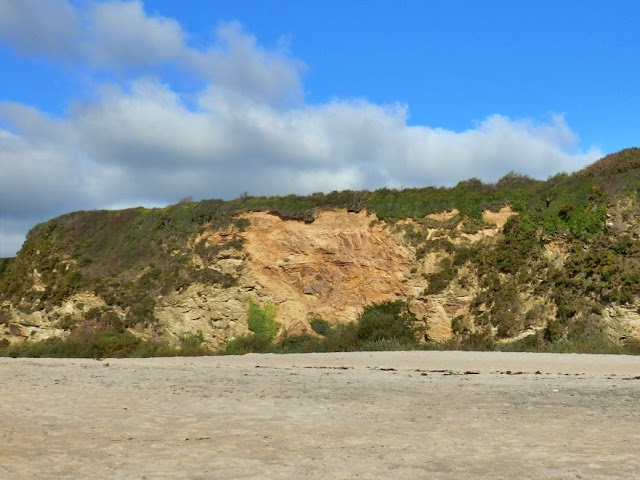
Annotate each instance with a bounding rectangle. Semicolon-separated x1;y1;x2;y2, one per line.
2;322;167;358
357;338;415;351
315;322;360;352
459;331;497;351
273;334;320;353
356;300;418;345
310;317;332;336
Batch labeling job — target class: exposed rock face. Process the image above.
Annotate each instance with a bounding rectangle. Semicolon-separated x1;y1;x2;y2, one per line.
1;207;521;347
154;284;251;349
151;207;519;345
4;203;639;348
603;305;640;339
239;210;413;335
2;293;109;343
149;209;420;345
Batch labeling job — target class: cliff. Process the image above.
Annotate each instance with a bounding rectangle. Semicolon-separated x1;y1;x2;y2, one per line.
2;148;640;352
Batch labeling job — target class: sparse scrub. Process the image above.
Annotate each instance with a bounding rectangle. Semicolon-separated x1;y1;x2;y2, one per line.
2;322;174;358
272;334;320;354
178;330;212;356
222;334;274;355
357;338;415;351
222;300;421;355
424;258;457;295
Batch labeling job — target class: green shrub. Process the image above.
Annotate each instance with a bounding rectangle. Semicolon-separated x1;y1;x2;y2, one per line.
224;300;421;354
57;314;76;331
459;331;496;351
542;333;624;355
315;322;360;352
496;331;548;352
622;338;640;355
356;300;418;345
273;334;320;353
451;315;472;335
2;322;162;358
358;338;415;351
247;299;279;340
424;258;457;295
310;317;332;336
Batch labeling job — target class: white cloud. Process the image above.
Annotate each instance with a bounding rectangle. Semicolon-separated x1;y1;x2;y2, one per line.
0;0;80;58
84;0;185;68
0;2;602;256
70;79;219;167
0;1;303;106
2;79;600;202
188;22;305;106
0;126;90;257
389;114;601;186
0;127;84;215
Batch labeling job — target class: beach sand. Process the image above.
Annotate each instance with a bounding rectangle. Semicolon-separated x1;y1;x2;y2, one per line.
1;351;639;479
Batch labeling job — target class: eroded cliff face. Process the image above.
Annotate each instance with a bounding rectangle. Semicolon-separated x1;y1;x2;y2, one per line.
240;210;413;329
153;209;417;347
144;207;519;345
7;148;640;350
1;207;519;347
5;204;639;348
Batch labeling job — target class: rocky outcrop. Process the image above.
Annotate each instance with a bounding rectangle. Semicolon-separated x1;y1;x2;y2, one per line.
1;292;109;343
3;203;640;348
148;208;421;346
239;210;412;333
2;207;515;346
148;207;518;345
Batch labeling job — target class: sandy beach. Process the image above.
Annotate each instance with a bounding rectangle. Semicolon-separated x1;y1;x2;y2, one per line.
1;351;639;479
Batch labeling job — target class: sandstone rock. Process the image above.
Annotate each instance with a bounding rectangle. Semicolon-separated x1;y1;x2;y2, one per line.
5;206;640;348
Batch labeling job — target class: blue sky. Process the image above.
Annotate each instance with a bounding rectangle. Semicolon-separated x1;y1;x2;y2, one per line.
0;0;638;256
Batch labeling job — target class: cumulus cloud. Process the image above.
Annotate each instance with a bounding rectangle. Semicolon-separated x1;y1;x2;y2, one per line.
389;114;600;187
0;1;601;256
188;22;305;106
0;127;83;215
2;79;600;202
0;0;303;103
84;0;185;68
0;126;87;256
0;0;80;58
